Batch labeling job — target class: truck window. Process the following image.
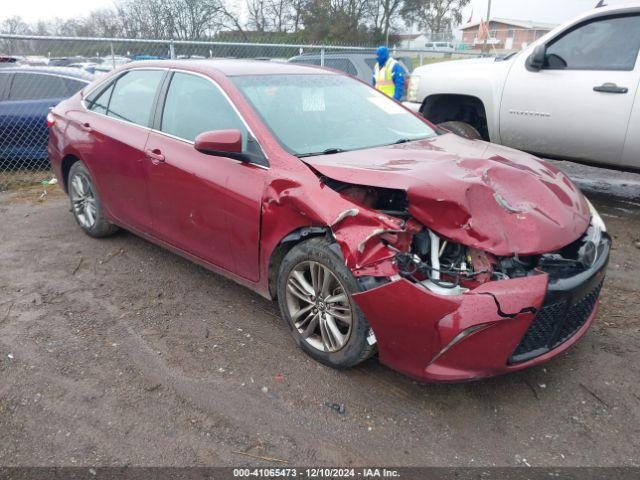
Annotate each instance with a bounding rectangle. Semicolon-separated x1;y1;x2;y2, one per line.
545;14;640;71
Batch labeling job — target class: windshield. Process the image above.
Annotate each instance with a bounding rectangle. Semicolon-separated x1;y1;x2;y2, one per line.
232;74;436;157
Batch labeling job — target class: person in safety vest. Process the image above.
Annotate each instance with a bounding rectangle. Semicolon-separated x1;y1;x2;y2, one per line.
372;46;404;101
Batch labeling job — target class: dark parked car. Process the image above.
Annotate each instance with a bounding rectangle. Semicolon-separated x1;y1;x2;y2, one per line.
288;52;413;82
48;60;609;382
288;53;413;100
48;57;89;67
0;66;92;167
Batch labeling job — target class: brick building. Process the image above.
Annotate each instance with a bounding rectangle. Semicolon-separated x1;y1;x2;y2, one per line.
460;18;557;51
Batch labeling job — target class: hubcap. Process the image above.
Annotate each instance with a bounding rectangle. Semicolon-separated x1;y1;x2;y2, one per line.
285;261;353;353
70;173;97;229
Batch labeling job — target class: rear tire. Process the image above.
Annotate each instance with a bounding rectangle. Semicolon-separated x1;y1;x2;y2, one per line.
277;237;376;369
438;121;483;140
68;161;119;238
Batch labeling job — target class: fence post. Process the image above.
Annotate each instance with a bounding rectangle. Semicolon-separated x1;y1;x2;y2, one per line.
110;42;116;69
169;41;176;59
419;53;424;66
320;47;325;67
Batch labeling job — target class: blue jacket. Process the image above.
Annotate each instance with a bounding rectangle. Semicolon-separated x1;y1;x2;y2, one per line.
372;59;405;101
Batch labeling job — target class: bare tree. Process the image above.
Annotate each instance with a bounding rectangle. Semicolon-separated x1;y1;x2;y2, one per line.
1;16;31;35
246;0;268;31
369;0;403;43
401;0;469;40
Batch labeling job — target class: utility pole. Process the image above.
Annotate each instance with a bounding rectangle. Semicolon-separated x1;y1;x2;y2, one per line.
482;0;492;54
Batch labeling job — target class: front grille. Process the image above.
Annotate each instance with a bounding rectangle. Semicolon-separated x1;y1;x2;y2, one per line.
509;279;603;364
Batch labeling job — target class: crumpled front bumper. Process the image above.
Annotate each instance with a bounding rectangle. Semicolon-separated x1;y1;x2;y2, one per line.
353;234;610;382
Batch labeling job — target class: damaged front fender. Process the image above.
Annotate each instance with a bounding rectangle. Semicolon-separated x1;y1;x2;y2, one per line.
260;172;416;293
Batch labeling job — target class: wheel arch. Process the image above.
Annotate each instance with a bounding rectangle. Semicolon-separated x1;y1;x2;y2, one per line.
267;226;331;299
421;94;490;141
60;154;81;193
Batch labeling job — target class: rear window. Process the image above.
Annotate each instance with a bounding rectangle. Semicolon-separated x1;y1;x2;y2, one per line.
0;72;10;99
289;57;321;66
323;58;358;76
63;78;86;95
8;73;73;100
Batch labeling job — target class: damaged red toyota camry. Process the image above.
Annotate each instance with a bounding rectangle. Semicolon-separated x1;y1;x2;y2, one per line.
48;60;610;382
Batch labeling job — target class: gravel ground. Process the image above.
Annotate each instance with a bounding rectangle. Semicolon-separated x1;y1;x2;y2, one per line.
0;162;639;467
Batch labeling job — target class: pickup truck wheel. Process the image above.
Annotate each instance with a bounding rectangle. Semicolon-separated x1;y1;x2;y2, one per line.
438;121;483;140
277;237;376;369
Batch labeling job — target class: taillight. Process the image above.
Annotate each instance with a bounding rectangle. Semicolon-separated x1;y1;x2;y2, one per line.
46;112;55;128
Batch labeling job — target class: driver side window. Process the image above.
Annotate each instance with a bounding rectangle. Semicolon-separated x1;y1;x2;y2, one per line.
545;14;640;71
161;72;247;144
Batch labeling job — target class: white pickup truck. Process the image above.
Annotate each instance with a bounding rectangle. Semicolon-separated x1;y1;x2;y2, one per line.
404;3;640;170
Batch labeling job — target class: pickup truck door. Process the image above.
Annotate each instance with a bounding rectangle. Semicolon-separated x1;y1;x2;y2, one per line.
621;82;640;169
500;13;640;167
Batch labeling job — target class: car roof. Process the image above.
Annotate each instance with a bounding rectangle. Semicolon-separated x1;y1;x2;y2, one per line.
0;65;94;81
122;58;340;76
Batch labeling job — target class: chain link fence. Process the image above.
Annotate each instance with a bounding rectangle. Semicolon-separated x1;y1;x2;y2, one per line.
0;33;485;191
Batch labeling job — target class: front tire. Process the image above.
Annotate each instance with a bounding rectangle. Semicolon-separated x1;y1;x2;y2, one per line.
68;161;119;238
277;237;375;369
438;121;483;140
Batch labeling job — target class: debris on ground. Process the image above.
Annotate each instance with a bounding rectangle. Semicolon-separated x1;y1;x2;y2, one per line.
231;450;289;464
325;402;346;414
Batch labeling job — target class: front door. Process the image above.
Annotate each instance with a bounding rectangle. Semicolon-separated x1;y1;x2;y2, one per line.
500;13;640;166
144;71;266;281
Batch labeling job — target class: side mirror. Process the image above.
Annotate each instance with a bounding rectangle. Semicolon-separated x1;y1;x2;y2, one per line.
526;44;547;72
194;129;243;156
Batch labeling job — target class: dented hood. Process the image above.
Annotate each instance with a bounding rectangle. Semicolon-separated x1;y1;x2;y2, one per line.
303;134;590;256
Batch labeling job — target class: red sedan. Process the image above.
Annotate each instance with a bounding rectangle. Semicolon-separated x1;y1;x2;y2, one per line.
47;60;610;382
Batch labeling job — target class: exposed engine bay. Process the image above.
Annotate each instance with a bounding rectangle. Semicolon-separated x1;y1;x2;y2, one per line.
325;177;605;297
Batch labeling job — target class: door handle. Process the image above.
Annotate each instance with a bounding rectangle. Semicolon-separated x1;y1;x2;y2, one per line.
593;83;628;94
145;148;165;164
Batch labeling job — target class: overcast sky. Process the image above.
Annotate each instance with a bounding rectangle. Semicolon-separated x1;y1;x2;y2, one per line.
1;0;637;27
462;0;635;26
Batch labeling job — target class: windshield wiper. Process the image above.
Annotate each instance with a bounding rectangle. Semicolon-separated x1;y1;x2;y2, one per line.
393;138;413;145
297;147;346;158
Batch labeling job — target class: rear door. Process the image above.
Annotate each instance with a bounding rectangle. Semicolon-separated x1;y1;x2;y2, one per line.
144;71;267;280
73;69;166;231
500;13;640;166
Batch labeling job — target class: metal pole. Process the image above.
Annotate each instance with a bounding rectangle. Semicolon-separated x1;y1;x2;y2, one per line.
110;42;116;69
320;47;325;67
482;0;492;54
169;41;176;59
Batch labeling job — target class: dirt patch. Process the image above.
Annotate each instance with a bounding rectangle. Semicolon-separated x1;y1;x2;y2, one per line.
0;188;639;467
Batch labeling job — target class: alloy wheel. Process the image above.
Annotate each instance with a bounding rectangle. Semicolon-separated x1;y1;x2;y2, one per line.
285;261;353;352
70;172;97;229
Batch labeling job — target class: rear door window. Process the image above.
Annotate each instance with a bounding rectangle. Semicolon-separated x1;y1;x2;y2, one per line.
9;73;69;100
106;69;165;126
